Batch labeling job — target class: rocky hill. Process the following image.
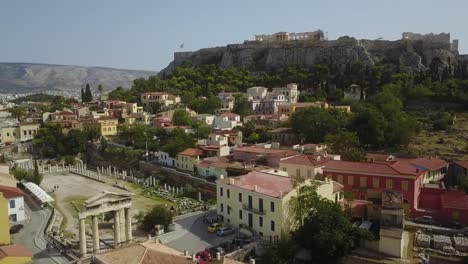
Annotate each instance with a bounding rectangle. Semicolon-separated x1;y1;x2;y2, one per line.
160;34;461;76
0;63;157;94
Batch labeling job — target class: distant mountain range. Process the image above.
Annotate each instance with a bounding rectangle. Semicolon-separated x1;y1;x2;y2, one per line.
0;63;157;95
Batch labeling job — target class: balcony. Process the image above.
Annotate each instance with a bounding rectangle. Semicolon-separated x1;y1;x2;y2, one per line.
242;204;266;215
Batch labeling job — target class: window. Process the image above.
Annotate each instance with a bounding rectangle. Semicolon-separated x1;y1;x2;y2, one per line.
270;201;275;212
23;131;26;136
402;180;409;191
307;170;312;178
227;189;230;198
238;193;242;202
259;216;263;227
372;178;380;188
220;187;223;196
9;200;15;209
239;210;243;219
259;198;264;213
221;203;224;212
296;168;301;177
270;220;275;232
337;175;343;184
227;205;231;215
386;179;393;189
248;195;253;209
360;177;367;187
348;176;354;185
282;167;286;171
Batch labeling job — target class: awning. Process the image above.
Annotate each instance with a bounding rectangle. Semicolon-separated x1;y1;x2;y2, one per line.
23;182;55;204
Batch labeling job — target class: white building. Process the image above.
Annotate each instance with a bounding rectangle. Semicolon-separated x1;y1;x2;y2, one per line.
254;94;288;115
246;87;268;101
271;83;300;103
157;151;176;167
213;113;241;130
0;185;26;223
192;114;216;126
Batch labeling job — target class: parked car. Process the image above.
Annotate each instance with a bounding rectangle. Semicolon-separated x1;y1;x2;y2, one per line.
207;246;225;256
414;216;434;225
441;220;463;229
219;241;235;252
195;250;213;261
9;224;24;234
217;226;235;236
208;223;222;232
203;215;221;224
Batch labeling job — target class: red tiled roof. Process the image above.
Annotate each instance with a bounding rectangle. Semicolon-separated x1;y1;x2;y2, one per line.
178;148;204;157
366;153;395;162
323;160;422;176
408;157;448;171
281;154;331;167
235;147;299;156
98;116;118;121
455;160;468;169
218;171;294;198
441;191;468;210
220;112;239;118
0;244;32;258
53;111;75;116
0;185;25;198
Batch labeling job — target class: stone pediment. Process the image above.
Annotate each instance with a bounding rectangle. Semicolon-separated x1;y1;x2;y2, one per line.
84;191;134;208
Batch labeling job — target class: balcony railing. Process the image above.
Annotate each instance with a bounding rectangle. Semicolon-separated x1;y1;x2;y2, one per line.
242;204;266;215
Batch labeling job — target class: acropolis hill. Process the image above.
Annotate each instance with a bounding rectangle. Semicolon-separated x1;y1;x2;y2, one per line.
160;31;467;76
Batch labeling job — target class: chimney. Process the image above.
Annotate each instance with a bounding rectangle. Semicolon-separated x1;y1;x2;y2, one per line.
229;177;235;185
254;185;258;192
184;250;189;257
216;252;221;260
219;174;225;180
192;253;196;261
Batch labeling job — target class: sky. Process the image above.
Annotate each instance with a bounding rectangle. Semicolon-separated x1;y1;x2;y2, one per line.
1;0;467;71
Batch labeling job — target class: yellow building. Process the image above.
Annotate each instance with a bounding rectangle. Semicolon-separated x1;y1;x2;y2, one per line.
81;116;118;137
96;117;119;136
216;171;344;238
176;148;204;172
0;192;32;264
0;123;39;144
279;154;338;179
277;102;328;117
0;193;10;245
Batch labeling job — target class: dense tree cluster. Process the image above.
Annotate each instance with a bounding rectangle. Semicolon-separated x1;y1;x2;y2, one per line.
32;124;97;158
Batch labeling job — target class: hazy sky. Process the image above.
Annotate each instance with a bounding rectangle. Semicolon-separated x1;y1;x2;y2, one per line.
1;0;466;71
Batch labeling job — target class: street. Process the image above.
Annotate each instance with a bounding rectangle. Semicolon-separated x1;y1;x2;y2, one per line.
11;193;70;264
161;210;238;254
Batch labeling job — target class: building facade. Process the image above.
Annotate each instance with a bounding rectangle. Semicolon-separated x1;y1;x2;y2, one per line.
0;185;25;223
176;148;204;173
141;92;181;109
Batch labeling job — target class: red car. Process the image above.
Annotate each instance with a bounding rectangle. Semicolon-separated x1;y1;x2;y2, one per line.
195;250;213;263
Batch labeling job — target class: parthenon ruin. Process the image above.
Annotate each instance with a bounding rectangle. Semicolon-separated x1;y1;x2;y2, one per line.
255;30;325;43
78;191;133;256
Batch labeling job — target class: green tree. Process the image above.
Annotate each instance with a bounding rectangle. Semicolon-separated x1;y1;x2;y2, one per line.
84;83;93;102
97;84;104;95
108;87;135;102
141;205;173;232
352;106;387;147
8;106;27;121
161;128;195;157
232;95;253;117
172;109;192;126
325;132;366;162
291;107;342;143
191;121;212;139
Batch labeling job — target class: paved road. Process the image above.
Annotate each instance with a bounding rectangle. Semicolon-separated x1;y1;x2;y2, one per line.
11;193;70;264
163;210;238;254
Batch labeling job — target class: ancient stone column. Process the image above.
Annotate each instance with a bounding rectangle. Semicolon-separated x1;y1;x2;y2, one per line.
124;208;132;242
113;210;121;247
55;164;59;172
79;218;87;256
92;216;100;253
198;192;202;202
